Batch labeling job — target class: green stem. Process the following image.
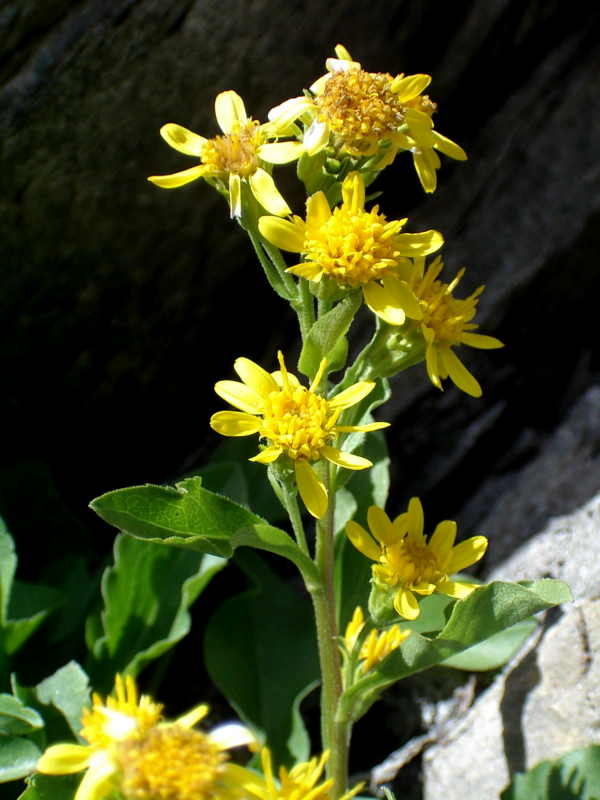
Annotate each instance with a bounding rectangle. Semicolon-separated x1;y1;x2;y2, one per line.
311;465;349;798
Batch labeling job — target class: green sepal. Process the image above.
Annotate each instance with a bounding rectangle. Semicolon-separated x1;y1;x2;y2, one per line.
297;150;330;195
298;292;361;378
338;579;572;724
367;578;398;626
89;476;319;585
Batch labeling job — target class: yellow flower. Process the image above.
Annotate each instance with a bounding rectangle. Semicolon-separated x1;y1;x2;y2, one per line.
268;45;466;192
402;255;503;397
258;172;443;325
247;748;362;800
210;351;389;519
148;90;303;217
343;606;411;673
36;674;257;800
346;498;488;620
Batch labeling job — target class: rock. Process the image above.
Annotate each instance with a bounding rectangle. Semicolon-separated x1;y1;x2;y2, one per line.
422;492;600;800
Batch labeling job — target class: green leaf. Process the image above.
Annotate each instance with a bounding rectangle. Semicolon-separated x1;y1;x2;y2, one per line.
0;737;41;782
35;663;90;739
0;519;16;626
18;774;80;800
89;533;226;677
501;744;600;799
442;618;538;671
0;695;43;737
203;551;319;767
298;293;362;378
89;476;319;584
340;579;572;723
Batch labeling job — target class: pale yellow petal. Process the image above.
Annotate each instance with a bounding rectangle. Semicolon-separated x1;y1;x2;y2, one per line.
395;230;444;256
381;276;423;320
258;216;305;252
367;505;396;546
208;722;256;750
412;581;437;596
249;168;290;216
306;191;332;227
234;357;278;397
295;461;328;519
341;172;365;213
437;580;480;600
268;96;313;126
229;173;242;219
345;520;381;561
425;343;442;390
446;535;488;574
174;704;209;729
336;421;389;432
215;90;247;134
391;73;432;101
321;446;372;470
258;141;304;164
210;411;261;437
304;119;329;154
412;150;437;194
249;446;283;464
363;281;406;326
328;381;375;409
461;332;504;349
287;261;324;280
37;744;91;775
439;347;482;397
334;44;353;61
147;166;205;189
159;123;207;156
214;380;264;414
74;758;116;800
393;588;420;620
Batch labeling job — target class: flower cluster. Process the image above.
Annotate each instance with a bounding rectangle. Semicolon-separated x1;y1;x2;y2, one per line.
210;352;388;518
343;606;411;674
346;498;487;620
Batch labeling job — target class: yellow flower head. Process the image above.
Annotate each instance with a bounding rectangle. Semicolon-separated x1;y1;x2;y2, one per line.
343;606;411;673
247;748;362;800
210;351;389;518
346;498;488;620
258;172;443;326
403;256;504;397
37;675;257;800
148;90;303;218
268;45;466;192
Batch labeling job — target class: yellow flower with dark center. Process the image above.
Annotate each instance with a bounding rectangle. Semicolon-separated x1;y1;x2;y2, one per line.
402;255;503;397
247;748;362;800
346;498;487;620
36;675;256;800
258;172;443;325
268;45;466;192
148;90;303;218
210;351;389;518
343;606;411;673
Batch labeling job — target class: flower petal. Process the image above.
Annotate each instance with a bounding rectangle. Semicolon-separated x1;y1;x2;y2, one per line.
258;216;305;252
367;506;396;546
229;173;242;218
234;357;278;397
437;579;481;600
268;96;313;126
391;73;432;101
214;380;264;414
295;461;328;519
306;191;331;227
147;166;205;189
74;755;117;800
210;411;261;437
342;172;365;214
249;446;283;464
412;150;437;194
439;347;482;397
395;230;444;256
428;520;457;565
432;131;467;161
445;535;488;574
249;168;290;216
461;332;504;349
321;446;372;470
336;421;390;432
363;281;406;326
407;497;425;541
287;261;324;280
37;744;91;775
215;90;247;134
258;141;304;164
304;119;329;155
381;276;423;320
174;704;209;729
159;123;207;156
425;343;442;389
208;721;256;750
393;588;420;620
328;381;375;409
346;520;381;561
